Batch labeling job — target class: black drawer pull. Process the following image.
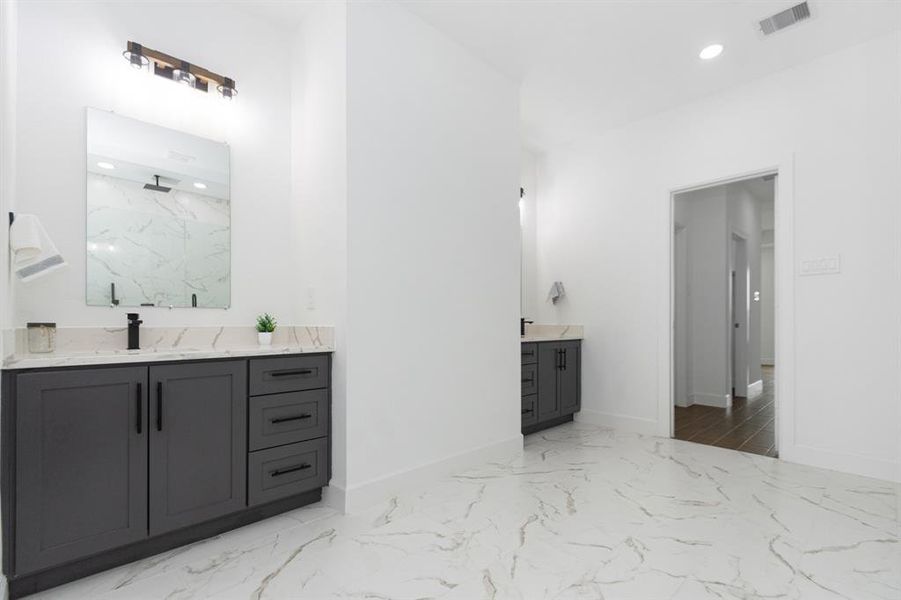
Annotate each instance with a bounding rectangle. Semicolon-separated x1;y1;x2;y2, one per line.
521;350;534;357
270;463;311;477
269;369;314;378
270;414;312;424
136;382;142;434
521;408;534;415
156;381;163;431
521;378;534;385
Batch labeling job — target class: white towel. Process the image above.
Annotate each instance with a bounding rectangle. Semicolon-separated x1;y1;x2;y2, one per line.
10;214;67;282
547;281;566;304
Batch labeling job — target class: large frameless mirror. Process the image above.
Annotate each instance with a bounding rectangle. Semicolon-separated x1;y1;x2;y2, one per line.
85;108;230;308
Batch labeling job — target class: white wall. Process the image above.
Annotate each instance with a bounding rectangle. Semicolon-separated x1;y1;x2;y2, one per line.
1;0;17;353
344;1;521;508
290;0;349;493
520;151;539;320
13;1;298;328
534;33;901;481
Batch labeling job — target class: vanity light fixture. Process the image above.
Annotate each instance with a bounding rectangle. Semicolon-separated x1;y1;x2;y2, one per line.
96;161;115;170
122;41;149;69
122;41;238;100
172;60;197;88
193;182;207;189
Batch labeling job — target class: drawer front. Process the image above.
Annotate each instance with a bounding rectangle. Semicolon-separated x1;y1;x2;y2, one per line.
521;363;537;397
521;343;538;365
249;355;329;396
248;438;328;506
249;389;328;451
521;396;538;428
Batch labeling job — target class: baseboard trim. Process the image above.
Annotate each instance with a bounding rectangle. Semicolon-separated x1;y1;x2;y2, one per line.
780;443;900;483
674;396;693;408
575;409;657;435
761;358;775;366
340;434;524;514
747;379;763;398
691;393;732;408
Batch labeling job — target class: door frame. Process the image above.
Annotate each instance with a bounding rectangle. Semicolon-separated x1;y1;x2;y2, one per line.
665;161;793;458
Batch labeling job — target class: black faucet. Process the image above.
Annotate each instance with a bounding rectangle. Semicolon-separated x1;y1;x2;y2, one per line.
127;313;143;350
520;318;534;337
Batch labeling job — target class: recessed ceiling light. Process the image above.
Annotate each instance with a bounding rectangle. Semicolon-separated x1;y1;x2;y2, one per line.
97;161;115;170
193;182;207;189
699;44;724;60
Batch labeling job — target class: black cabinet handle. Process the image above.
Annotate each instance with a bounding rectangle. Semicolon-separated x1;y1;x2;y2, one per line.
136;382;142;434
521;378;534;385
269;369;314;378
271;414;312;424
521;350;534;357
156;381;163;431
563;348;568;370
556;349;563;370
270;463;311;477
521;408;533;415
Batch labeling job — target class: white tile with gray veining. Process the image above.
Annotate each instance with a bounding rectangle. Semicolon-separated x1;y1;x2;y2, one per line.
86;173;231;308
32;423;900;599
2;326;334;369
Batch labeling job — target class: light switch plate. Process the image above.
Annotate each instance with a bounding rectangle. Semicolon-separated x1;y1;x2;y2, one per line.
799;255;841;276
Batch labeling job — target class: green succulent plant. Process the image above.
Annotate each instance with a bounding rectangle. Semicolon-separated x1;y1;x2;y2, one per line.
255;313;277;333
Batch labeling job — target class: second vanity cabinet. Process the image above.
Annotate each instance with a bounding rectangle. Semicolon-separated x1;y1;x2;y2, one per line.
521;340;581;434
2;352;331;599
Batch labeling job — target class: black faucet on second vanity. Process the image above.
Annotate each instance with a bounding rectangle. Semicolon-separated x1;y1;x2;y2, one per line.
127;313;143;350
520;318;534;337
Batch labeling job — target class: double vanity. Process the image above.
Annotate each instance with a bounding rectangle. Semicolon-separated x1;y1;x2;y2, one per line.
0;328;334;598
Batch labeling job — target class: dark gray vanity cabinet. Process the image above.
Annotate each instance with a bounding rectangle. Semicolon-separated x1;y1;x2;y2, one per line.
148;362;246;535
14;367;148;575
1;352;331;599
522;340;581;434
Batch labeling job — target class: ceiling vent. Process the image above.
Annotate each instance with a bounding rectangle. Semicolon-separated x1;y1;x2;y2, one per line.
759;2;811;35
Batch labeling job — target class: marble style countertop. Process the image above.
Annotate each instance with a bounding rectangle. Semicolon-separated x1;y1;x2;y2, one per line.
521;324;583;343
2;326;334;370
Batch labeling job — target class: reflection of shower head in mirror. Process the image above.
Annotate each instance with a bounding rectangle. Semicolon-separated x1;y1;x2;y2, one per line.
144;174;172;193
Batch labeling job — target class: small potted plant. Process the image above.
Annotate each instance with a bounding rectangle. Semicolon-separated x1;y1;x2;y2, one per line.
255;313;277;346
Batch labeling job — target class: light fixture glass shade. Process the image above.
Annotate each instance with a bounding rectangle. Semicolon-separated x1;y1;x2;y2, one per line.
217;77;237;100
122;43;149;69
172;61;196;87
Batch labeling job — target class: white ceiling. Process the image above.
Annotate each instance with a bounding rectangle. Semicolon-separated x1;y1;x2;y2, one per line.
398;0;901;149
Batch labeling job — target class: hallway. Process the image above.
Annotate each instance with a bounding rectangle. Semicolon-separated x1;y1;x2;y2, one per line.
675;366;776;457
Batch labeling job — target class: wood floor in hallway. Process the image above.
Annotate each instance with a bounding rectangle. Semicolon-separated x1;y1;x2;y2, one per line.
674;366;776;457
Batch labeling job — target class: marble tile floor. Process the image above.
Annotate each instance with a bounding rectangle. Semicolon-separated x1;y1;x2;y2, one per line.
35;423;900;600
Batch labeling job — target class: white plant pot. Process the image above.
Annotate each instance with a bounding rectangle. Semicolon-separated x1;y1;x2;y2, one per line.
258;332;273;346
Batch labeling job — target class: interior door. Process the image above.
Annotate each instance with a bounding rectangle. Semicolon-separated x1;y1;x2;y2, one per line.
149;361;246;535
16;367;148;574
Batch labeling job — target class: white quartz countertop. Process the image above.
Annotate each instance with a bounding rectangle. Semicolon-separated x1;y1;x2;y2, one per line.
520;324;583;343
2;325;334;370
2;344;334;370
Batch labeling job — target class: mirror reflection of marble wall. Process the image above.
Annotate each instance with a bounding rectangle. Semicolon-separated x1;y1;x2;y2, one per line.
86;109;230;308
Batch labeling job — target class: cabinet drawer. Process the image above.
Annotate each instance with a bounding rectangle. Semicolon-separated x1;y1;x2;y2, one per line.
521;343;538;365
249;355;329;396
521;396;538;428
248;438;328;506
521;363;537;396
249;389;328;451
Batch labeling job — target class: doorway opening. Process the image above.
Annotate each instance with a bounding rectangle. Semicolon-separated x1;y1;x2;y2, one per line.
671;175;777;457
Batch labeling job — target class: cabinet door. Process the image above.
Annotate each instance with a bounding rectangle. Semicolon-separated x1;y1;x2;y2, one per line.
536;343;561;421
16;367;148;574
149;361;246;535
559;341;581;415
